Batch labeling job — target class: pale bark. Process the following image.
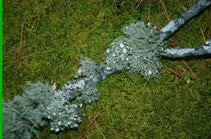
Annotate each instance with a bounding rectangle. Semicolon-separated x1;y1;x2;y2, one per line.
160;40;211;58
159;0;211;41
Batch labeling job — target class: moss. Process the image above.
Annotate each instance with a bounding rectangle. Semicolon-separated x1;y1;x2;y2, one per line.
3;0;211;138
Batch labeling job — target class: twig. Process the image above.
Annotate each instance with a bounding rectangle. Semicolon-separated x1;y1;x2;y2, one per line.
200;28;207;44
81;110;104;139
16;18;26;64
160;43;211;58
160;0;170;22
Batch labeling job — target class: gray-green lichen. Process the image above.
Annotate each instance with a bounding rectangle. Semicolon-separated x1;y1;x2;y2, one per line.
46;103;82;132
75;22;165;80
3;82;84;138
77;82;100;104
105;22;164;79
3;22;166;139
3;82;53;139
75;57;106;78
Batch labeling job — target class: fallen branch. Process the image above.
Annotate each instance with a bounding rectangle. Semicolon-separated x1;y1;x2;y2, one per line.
160;40;211;58
159;0;211;41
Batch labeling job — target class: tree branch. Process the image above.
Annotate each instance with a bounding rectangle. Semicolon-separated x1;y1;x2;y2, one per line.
159;0;211;41
160;40;211;58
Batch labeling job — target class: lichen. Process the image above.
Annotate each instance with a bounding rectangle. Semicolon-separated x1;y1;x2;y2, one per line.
105;22;164;79
77;82;100;104
3;0;211;139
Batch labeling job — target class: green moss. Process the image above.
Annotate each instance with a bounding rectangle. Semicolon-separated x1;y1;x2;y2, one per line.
3;0;211;138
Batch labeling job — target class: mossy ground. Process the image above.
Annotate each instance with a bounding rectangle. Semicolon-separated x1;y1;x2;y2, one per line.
3;0;211;138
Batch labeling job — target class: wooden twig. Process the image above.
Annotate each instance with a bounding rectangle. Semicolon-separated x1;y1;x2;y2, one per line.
160;0;170;22
200;28;207;44
160;45;211;58
81;110;104;139
16;18;26;64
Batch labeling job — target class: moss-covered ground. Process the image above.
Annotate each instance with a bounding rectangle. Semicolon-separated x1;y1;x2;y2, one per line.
3;0;211;138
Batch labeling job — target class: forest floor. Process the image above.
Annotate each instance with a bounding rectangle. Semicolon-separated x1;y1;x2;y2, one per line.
3;0;211;138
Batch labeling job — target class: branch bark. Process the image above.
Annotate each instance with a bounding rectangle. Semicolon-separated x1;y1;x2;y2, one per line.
159;0;211;41
56;67;113;104
160;40;211;58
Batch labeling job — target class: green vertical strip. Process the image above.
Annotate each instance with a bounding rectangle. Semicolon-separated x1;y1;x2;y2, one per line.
0;0;2;138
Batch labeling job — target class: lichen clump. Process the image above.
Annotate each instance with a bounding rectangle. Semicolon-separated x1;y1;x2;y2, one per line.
75;22;164;80
105;22;164;79
75;57;106;78
3;82;90;138
77;82;100;104
3;82;53;139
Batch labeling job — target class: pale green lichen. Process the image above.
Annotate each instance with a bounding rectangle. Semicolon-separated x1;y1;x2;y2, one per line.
3;82;53;139
105;22;164;79
3;82;83;138
77;82;100;104
75;57;106;78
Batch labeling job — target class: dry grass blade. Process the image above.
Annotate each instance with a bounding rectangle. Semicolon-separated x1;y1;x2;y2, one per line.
200;28;206;44
16;18;26;64
160;0;170;22
182;61;196;78
161;64;190;84
81;110;104;139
